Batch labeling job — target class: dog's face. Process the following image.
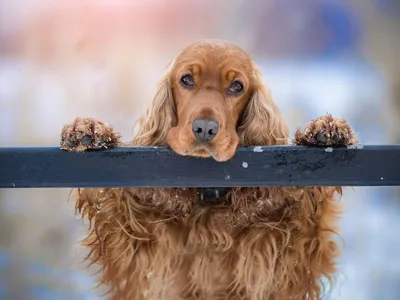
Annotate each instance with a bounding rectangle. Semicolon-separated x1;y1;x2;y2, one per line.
135;41;288;161
167;42;258;162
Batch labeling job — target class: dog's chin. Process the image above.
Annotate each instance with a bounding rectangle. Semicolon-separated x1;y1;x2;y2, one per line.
184;146;214;159
191;148;212;158
176;146;234;162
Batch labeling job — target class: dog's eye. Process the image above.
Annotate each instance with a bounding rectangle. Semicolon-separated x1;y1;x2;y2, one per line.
180;74;195;89
228;81;244;95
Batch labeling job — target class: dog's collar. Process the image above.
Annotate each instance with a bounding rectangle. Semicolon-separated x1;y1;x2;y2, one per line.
198;187;231;206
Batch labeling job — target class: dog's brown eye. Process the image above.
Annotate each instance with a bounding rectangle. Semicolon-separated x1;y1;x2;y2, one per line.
181;74;195;89
228;81;244;95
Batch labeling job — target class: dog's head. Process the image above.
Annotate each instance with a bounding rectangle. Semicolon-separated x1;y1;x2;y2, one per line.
134;40;288;161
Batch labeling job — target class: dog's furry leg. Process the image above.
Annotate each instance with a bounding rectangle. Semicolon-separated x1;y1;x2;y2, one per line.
73;188;158;300
62;118;155;299
280;114;358;299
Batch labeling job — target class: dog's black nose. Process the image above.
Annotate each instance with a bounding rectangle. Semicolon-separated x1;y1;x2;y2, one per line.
192;118;219;141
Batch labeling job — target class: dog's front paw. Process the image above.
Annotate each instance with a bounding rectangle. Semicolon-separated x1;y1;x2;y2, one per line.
61;117;121;152
293;114;358;146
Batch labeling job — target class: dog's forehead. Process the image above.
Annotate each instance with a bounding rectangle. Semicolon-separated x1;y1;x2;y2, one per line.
174;42;253;76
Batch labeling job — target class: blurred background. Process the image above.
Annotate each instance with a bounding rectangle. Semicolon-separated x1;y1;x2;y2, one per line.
1;0;400;299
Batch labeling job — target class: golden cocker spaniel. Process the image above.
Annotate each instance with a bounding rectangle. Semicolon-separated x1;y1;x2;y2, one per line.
61;40;357;300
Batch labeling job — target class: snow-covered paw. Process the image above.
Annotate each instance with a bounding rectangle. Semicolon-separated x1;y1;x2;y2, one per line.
61;117;120;152
294;114;358;146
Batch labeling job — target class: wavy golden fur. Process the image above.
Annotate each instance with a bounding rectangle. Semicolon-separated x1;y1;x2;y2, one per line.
62;40;358;300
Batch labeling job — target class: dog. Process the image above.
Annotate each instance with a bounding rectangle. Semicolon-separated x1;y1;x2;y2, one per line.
61;40;357;300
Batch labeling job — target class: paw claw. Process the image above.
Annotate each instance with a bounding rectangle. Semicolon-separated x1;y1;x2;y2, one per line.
332;133;343;144
67;139;77;148
316;131;327;143
81;135;92;146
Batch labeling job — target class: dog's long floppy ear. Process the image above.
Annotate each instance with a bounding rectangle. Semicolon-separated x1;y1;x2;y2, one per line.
238;67;289;146
132;61;177;146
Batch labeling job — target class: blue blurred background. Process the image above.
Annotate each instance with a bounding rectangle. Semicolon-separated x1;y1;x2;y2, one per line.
1;0;400;299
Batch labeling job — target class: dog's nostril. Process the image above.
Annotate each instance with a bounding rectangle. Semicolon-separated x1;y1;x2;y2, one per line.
192;118;219;141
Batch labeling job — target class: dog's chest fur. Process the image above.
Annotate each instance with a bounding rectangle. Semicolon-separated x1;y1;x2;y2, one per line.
122;187;325;299
79;186;337;299
128;186;298;226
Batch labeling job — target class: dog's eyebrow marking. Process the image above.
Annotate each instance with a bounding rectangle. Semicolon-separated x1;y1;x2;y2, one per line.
227;71;236;81
192;65;201;76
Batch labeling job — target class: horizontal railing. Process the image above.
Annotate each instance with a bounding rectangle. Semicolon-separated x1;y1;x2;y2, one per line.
0;145;399;188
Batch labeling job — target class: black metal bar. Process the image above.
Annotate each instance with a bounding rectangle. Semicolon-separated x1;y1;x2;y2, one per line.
0;145;399;188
